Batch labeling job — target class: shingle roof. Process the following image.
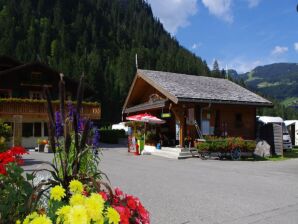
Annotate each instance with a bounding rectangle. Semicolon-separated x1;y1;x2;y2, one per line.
138;69;272;106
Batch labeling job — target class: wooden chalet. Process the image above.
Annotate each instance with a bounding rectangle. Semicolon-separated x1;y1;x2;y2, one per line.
123;69;273;147
0;56;101;148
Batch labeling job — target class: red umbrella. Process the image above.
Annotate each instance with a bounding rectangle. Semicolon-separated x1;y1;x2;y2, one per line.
126;113;165;124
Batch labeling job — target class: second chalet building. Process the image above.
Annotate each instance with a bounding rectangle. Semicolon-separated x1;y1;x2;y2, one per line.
123;69;273;147
0;56;101;148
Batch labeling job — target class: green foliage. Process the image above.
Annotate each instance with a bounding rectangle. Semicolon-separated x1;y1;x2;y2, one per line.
99;129;126;144
197;137;256;153
0;120;11;152
257;97;298;120
0;163;34;223
0;0;210;122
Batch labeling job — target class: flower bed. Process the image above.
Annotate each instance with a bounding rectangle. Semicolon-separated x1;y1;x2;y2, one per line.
0;75;150;223
196;137;256;153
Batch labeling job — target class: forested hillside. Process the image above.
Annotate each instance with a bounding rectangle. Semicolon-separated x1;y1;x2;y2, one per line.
0;0;210;122
240;63;298;106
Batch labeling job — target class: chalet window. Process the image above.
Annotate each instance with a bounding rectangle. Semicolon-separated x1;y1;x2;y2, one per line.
235;113;243;128
22;123;33;137
0;89;12;98
44;123;49;136
34;123;42;137
30;91;43;100
31;72;42;81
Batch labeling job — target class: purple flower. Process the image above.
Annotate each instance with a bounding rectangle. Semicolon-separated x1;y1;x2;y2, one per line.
78;117;85;133
55;111;63;137
67;101;75;121
92;128;100;148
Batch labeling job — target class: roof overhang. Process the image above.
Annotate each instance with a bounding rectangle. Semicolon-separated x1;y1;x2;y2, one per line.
124;99;168;114
178;97;273;107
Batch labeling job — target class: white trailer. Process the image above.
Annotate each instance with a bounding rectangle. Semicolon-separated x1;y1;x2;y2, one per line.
285;120;298;147
257;116;292;151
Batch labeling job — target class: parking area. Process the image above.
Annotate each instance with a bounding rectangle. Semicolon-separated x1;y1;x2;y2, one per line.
23;145;298;224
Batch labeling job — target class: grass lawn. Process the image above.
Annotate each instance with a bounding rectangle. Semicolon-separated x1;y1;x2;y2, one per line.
260;147;298;161
242;147;298;161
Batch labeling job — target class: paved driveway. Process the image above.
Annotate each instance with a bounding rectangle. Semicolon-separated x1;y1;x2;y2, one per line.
23;145;298;224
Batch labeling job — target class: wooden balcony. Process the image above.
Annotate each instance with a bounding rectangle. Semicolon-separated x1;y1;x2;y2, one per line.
0;99;101;120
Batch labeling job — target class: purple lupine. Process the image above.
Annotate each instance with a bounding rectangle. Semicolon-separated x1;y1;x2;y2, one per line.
78;117;85;133
92;128;100;148
67;101;75;121
55;111;63;137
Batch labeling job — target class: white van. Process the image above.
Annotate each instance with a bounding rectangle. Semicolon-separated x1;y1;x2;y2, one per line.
257;116;292;150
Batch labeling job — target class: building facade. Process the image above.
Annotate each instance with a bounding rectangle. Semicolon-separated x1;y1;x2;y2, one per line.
0;56;101;148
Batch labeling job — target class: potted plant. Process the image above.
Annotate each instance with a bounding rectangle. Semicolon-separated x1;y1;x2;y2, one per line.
37;138;48;152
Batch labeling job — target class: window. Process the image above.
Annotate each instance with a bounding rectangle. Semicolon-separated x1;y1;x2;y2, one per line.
31;72;42;81
44;123;48;136
22;123;33;137
0;89;12;98
235;113;243;128
34;123;42;137
30;91;43;100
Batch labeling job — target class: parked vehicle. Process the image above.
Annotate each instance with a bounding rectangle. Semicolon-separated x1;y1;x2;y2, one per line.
284;120;298;147
257;116;292;151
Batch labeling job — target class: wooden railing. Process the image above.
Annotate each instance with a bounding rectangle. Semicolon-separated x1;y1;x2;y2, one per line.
0;99;101;120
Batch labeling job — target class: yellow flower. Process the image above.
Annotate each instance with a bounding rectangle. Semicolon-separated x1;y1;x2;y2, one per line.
23;212;38;224
30;214;52;224
50;185;66;201
85;193;105;221
68;205;89;224
69;180;84;194
106;207;120;224
56;205;71;224
15;220;21;224
69;193;86;206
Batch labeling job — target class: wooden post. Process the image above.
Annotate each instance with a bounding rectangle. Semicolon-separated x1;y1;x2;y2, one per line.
13;115;22;146
172;107;185;147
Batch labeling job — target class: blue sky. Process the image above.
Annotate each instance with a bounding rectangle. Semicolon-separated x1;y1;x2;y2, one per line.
147;0;298;73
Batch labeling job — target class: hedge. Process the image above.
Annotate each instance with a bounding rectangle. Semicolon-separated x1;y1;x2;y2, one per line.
99;129;126;144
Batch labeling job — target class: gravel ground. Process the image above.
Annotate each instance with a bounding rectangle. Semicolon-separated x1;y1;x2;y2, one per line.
23;144;298;224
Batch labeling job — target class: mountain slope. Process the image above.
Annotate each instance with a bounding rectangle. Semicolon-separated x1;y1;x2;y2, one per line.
240;63;298;106
0;0;210;122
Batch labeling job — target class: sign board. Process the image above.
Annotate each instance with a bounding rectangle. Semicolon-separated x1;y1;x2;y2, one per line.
161;113;171;118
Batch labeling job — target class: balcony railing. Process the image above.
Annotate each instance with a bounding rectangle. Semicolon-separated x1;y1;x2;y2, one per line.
0;98;101;120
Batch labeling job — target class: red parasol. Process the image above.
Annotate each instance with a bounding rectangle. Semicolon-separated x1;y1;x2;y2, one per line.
126;113;165;124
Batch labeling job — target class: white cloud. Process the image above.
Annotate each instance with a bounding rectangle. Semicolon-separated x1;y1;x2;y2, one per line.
247;0;261;8
294;42;298;52
191;42;202;50
201;0;233;23
271;46;288;55
146;0;198;34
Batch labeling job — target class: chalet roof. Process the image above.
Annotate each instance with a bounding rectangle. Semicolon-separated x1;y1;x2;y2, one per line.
0;58;94;95
137;69;272;106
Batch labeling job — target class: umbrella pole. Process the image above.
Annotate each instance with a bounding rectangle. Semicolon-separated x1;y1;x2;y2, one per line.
144;122;146;147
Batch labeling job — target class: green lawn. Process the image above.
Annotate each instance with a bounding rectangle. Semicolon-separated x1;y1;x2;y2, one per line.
262;148;298;161
243;147;298;161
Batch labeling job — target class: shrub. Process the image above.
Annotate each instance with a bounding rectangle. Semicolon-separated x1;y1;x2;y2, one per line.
197;142;210;151
99;129;126;144
0;121;12;152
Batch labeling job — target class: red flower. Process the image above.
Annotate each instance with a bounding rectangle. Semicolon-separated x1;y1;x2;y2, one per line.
0;146;27;175
99;191;108;201
126;195;137;210
114;187;124;197
114;206;130;224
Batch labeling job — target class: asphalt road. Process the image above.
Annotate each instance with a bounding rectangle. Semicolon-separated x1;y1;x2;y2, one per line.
23;145;298;224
